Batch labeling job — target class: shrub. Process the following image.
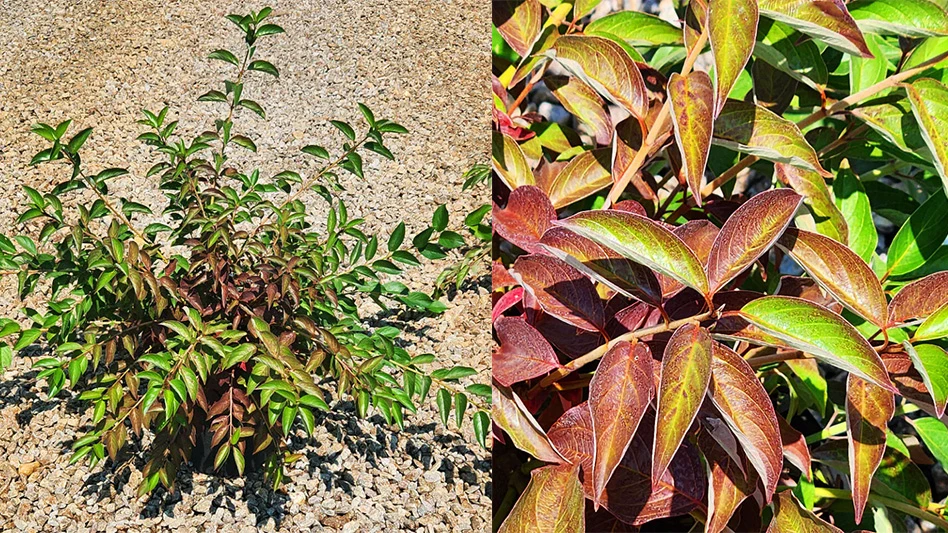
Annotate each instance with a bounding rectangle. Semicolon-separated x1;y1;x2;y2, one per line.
492;0;948;531
0;7;489;495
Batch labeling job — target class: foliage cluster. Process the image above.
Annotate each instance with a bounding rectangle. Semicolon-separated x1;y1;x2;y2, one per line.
492;0;948;530
0;8;490;494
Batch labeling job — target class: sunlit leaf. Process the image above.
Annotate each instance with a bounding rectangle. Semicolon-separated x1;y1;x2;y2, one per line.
589;341;654;507
885;190;948;278
653;325;712;483
738;296;895;392
913;302;948;342
555;210;709;295
903;78;948;196
546;76;613;146
493;317;563;387
493;186;556;254
846;373;894;524
706;189;802;294
551;35;648;119
497;463;585;533
713;100;828;175
888;271;948;326
668;71;714;205
492;382;567;464
904;342;948;416
850;34;889;93
709;0;758;115
758;0;871;57
776;164;847;245
585;10;683;47
766;490;843;532
849;0;948;37
493;0;543;57
545;149;612;208
493;131;535;191
510;254;605;331
851;96;929;158
708;342;783;502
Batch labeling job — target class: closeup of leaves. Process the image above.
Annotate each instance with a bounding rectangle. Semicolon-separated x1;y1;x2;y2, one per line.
492;0;948;531
0;8;489;495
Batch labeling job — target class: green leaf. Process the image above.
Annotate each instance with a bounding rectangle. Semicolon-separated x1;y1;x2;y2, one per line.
432;205;448;232
912;417;948;466
585;10;683;47
886;190;948;278
833;161;878;262
849;0;948;37
255;23;285;37
208;49;240;66
903;78;948;197
472;410;489;448
454;392;467;427
436;388;451;427
387;222;405;252
300;394;329;411
904;342;948;416
66;127;93;153
551;34;648;119
248;60;279;77
709;0;759;116
302;145;329;159
329;120;355;141
230;135;257;152
357;103;376;127
161;320;192;340
754;19;828;88
850;33;889;94
13;329;42;351
237;99;266;118
913;303;948;342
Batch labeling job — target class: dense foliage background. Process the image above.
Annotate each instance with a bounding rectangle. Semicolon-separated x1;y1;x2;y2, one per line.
492;0;948;531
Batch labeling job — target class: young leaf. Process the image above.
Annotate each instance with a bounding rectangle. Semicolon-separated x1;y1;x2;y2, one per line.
885;190;948;278
739;296;896;392
766;490;843;532
706;189;802;294
492;382;567;464
903;342;948;416
493;185;555;254
492;317;562;387
588;341;653;509
888;271;948;326
509;254;605;331
551;35;648;119
758;0;871;57
492;131;535;190
555;211;709;295
903;78;948;196
653;324;712;483
668;71;714;205
776;228;887;328
846;373;894;524
709;0;758;116
708;342;783;502
496;464;585;533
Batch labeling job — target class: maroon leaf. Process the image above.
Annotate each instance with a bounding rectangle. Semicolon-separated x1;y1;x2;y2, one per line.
776;276;843;314
778;415;812;480
846;373;894;524
511;254;605;332
888;271;948;327
493;316;563;387
706;189;802;294
698;429;758;533
708;342;783;502
493;287;524;323
653;324;713;483
661;220;721;295
589;341;654;508
494;186;556;254
548;403;595;495
497;463;585;533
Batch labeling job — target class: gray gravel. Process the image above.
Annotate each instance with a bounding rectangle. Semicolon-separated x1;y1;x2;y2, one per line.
0;0;490;531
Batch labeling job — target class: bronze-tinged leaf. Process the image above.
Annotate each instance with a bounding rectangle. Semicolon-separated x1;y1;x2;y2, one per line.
497;463;585;533
738;296;896;392
775;164;848;245
903;78;948;197
766;490;843;532
708;342;783;502
881;350;935;412
846;373;894;524
653;324;713;483
493;131;535;191
493;317;563;387
493;381;567;464
706;189;802;294
889;271;948;326
713;100;829;175
777;276;843;313
776;228;887;329
548;403;595;494
709;0;759;116
589;341;654;508
778;415;812;480
668;71;714;205
546;75;614;146
539;227;663;308
697;429;758;533
494;186;556;254
758;0;871;58
675;220;720;265
493;0;543;57
511;254;605;332
551;35;649;119
545;149;613;208
555;211;709;295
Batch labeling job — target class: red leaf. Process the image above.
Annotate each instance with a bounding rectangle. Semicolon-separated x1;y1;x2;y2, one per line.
846;373;894;524
493;316;563;387
493;287;525;323
697;429;758;533
494;186;556;254
778;415;812;481
589;341;654;508
511;254;605;331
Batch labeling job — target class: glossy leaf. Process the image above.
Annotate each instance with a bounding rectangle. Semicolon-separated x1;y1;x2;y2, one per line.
709;0;759;116
832;161;878;262
886;190;948;278
758;0;871;57
511;254;605;331
776;164;847;245
546;149;612;208
653;324;712;483
493;185;556;254
493;131;535;191
493;0;543;57
888;271;948;326
904;342;948;416
740;296;896;392
551;35;648;119
539;227;663;308
913;417;948;466
777;228;887;328
713;100;828;175
851;97;928;157
698;429;758;533
766;490;843;532
708;342;783;501
846;373;894;524
546;76;613;146
815;440;932;508
754;19;828;88
497;463;585;533
904;78;948;196
555;210;709;295
584;10;683;47
779;415;812;480
914;302;948;342
849;33;889;93
492;382;567;464
493;317;563;387
668;71;714;205
849;0;948;37
589;341;654;507
707;189;802;294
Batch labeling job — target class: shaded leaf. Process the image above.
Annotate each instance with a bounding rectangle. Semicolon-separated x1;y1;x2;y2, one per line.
668;71;714;205
698;429;758;533
754;19;828;88
492;317;563;387
886;189;948;278
510;254;605;331
851;96;928;157
709;0;759;115
551;35;648;119
904;342;948;416
493;186;556;254
846;373;895;524
497;463;585;533
778;415;812;480
546;76;613;146
492;382;567;464
758;0;871;57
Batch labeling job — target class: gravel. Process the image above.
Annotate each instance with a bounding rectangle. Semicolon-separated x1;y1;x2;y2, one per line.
0;0;490;531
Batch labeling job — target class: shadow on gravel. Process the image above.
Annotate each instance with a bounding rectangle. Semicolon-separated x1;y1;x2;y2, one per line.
0;367;87;425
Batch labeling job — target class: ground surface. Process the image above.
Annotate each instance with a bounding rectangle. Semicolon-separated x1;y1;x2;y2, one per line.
0;1;490;531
